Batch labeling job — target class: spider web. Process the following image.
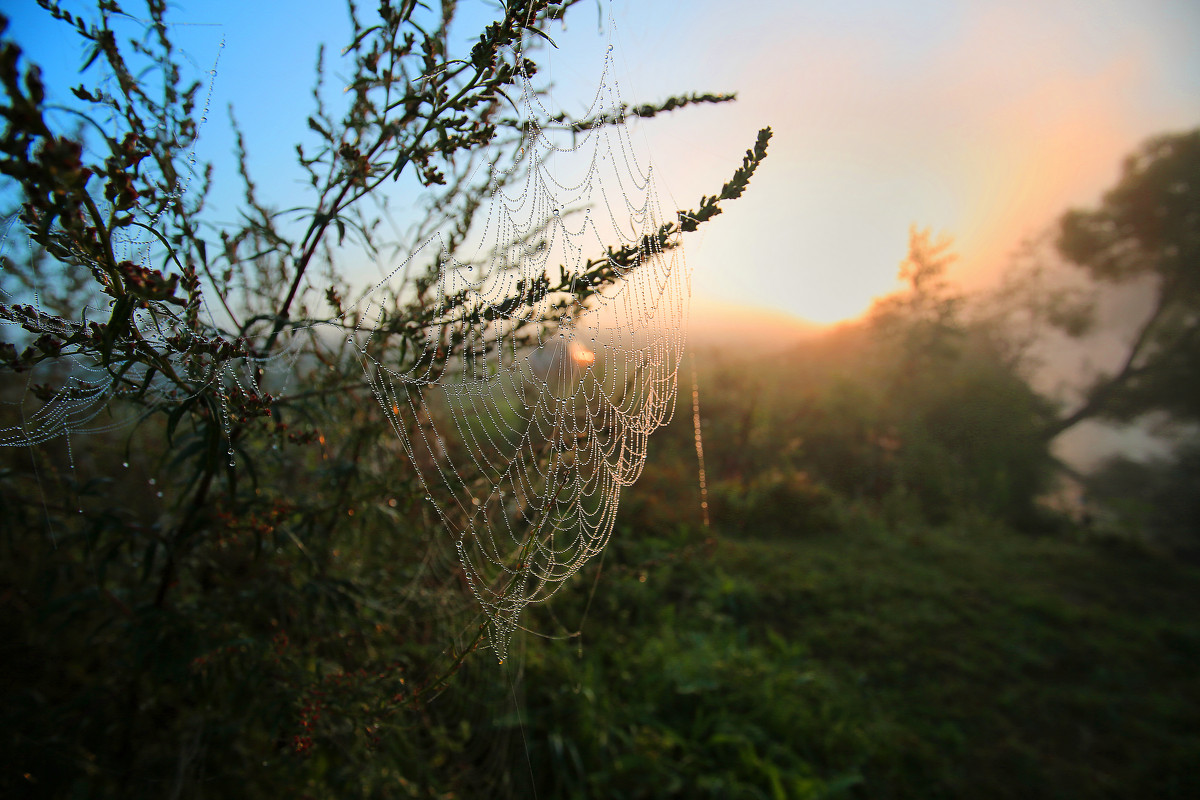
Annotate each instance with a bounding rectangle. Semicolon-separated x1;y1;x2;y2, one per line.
0;4;692;662
351;41;689;661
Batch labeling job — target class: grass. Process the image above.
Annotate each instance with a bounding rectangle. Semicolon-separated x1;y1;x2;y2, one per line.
512;511;1200;799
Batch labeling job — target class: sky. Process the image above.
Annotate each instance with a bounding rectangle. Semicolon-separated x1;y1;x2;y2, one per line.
612;0;1200;323
6;0;1200;326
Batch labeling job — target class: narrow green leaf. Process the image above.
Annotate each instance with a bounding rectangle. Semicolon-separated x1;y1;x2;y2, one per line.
166;396;196;445
525;26;557;48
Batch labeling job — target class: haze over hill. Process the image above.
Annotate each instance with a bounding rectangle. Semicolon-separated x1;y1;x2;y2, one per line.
687;298;823;353
683;287;1178;477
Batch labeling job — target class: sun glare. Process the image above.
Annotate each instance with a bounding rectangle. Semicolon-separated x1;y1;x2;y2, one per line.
569;342;596;367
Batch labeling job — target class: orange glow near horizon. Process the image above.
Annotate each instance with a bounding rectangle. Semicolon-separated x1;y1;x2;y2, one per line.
625;0;1200;328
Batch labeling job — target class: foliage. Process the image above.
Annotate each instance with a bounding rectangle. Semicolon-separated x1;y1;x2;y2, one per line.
1049;127;1200;434
0;1;769;795
709;468;839;539
1086;441;1200;551
863;229;1056;523
516;494;1200;799
681;228;1057;529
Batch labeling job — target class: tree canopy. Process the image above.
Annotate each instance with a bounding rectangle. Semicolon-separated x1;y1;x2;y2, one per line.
1049;128;1200;435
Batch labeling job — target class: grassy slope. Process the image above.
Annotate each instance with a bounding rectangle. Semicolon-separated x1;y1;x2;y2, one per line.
730;518;1200;798
517;517;1200;799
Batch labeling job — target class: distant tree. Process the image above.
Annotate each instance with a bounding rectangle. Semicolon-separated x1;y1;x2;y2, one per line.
1046;128;1200;437
868;227;966;378
741;229;1057;526
865;229;1056;524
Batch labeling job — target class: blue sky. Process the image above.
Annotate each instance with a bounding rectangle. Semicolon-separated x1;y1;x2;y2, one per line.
7;0;1200;324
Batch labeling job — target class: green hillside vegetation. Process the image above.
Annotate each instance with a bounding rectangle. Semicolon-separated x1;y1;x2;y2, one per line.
494;232;1200;797
519;520;1200;799
505;337;1200;799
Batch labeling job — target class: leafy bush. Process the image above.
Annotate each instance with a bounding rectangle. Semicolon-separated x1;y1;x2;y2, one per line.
710;469;839;539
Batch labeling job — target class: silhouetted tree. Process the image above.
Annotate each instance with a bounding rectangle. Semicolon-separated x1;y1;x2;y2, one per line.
1047;128;1200;437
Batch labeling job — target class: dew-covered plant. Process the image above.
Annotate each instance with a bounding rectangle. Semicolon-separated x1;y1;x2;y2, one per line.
0;0;768;794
